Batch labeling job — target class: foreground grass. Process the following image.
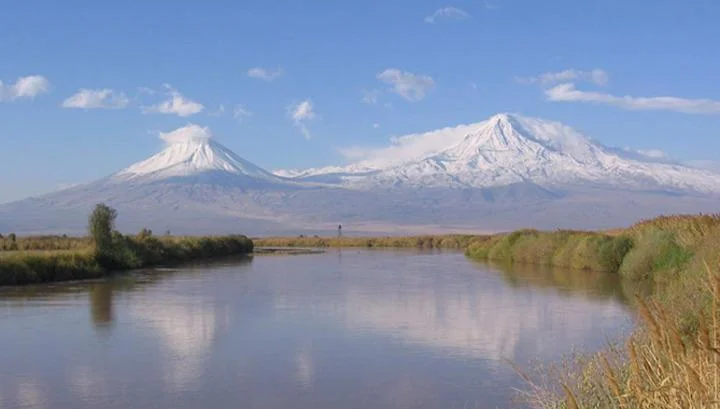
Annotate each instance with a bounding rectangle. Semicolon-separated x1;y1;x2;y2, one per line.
464;214;720;408
519;268;720;409
0;234;254;286
254;234;488;249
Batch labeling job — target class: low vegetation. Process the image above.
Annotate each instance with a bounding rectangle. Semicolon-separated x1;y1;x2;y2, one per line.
520;268;719;409
0;233;91;251
254;234;488;249
465;214;720;408
0;204;253;286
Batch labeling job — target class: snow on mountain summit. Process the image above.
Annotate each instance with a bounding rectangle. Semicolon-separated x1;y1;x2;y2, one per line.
282;113;720;193
115;124;284;183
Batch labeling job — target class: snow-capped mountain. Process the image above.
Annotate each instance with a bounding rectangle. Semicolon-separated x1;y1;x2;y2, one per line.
282;114;720;193
1;116;719;235
112;124;293;187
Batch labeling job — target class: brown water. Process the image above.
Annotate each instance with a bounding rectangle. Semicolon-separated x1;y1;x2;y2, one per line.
0;250;633;409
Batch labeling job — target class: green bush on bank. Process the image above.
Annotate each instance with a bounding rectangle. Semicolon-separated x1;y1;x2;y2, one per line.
0;204;254;286
466;229;635;274
0;251;103;285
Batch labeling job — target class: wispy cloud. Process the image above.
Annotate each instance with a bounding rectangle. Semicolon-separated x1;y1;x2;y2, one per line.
288;99;316;139
362;89;381;105
142;84;204;117
545;83;720;115
424;7;471;23
0;75;50;101
636;149;668;159
517;69;609;86
61;89;129;109
233;105;252;122
377;69;435;102
137;86;156;95
483;0;499;10
373;122;380;129
209;104;226;117
247;67;284;81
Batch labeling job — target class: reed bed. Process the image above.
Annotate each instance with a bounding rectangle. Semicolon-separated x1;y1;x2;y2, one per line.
520;266;720;409
254;234;489;249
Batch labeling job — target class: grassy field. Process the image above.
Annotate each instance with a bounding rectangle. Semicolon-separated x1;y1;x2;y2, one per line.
465;214;720;408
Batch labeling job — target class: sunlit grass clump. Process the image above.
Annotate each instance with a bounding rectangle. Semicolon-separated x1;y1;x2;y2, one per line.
521;266;720;409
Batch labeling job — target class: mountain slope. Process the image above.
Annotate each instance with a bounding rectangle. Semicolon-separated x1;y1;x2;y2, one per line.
111;124;291;187
284;114;720;194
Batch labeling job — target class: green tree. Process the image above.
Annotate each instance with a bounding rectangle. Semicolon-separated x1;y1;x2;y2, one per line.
7;233;17;250
88;203;117;262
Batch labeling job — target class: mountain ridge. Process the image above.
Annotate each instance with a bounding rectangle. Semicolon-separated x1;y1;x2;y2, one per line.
2;114;719;235
281;113;720;193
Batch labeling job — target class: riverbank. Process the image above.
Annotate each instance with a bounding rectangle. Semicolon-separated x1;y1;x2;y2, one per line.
465;214;720;408
253;234;487;249
0;235;254;286
253;247;325;255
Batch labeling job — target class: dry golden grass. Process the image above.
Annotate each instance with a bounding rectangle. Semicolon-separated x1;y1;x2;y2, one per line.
521;265;720;409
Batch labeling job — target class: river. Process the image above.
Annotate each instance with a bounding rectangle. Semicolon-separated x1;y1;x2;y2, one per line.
0;249;634;409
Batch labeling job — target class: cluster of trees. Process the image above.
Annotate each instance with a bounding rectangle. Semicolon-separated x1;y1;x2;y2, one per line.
0;233;18;250
87;203;254;270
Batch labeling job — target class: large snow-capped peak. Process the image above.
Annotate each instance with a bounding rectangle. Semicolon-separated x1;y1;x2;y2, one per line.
115;124;283;183
282;113;720;193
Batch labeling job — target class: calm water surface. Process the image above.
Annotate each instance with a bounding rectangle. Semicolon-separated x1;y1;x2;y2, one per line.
0;250;633;409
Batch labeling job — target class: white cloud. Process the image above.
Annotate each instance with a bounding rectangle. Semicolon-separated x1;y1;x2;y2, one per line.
373;122;380;129
159;124;212;144
61;88;129;109
377;69;435;102
290;99;315;121
137;86;156;95
362;89;381;105
424;7;471;23
288;99;316;139
339;122;478;167
142;85;204;117
636;149;667;159
518;69;609;86
247;67;284;81
0;75;50;101
545;83;720;115
233;105;252;121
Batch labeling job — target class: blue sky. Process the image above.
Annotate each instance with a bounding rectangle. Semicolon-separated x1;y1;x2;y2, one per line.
1;0;720;202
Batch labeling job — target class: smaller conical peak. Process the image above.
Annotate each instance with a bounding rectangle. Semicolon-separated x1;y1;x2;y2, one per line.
115;124;283;182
